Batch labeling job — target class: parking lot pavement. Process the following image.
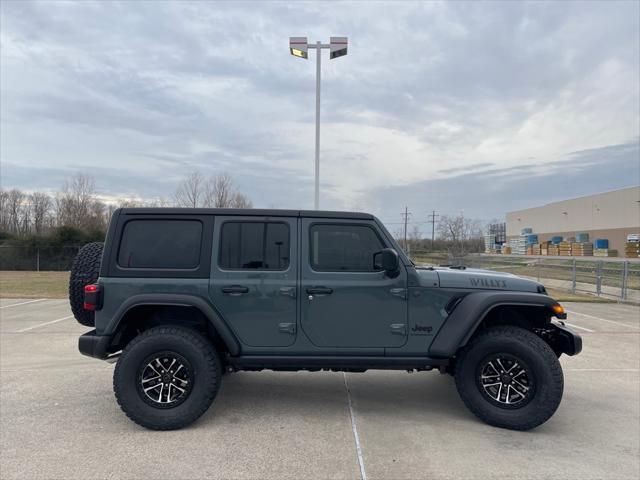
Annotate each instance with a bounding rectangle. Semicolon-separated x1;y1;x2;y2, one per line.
1;299;639;480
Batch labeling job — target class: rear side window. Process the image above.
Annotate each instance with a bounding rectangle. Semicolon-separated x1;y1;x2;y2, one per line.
310;224;384;272
219;222;290;270
117;220;203;269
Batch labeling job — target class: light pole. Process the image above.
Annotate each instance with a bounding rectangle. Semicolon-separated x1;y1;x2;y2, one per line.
290;36;348;210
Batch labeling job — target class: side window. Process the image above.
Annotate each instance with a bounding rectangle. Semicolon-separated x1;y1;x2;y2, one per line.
310;224;384;272
117;220;202;269
219;222;290;270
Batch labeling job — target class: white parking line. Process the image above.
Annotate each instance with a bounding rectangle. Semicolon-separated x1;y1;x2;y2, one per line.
566;368;640;372
343;372;367;480
562;321;595;333
16;315;74;333
0;299;47;309
565;309;640;330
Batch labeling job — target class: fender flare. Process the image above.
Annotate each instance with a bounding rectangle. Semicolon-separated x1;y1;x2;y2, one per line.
105;294;240;356
428;291;559;358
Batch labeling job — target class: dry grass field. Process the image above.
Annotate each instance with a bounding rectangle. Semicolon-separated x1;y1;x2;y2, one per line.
0;271;608;303
0;271;69;298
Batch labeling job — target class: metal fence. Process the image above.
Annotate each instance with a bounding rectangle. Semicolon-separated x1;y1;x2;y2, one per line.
0;246;82;271
2;245;638;303
409;252;640;303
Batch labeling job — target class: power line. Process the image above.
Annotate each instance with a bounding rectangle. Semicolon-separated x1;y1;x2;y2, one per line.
400;206;412;251
427;210;440;249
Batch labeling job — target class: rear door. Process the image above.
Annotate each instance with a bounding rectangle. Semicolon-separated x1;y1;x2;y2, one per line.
300;219;408;348
209;216;297;347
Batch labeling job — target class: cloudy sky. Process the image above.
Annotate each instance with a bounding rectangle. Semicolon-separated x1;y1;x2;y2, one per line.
1;1;638;230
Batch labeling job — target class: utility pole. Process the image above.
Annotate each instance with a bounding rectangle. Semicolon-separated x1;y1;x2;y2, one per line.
401;206;411;252
427;210;439;250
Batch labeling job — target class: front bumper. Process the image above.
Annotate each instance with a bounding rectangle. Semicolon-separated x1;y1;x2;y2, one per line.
551;323;582;356
78;330;112;360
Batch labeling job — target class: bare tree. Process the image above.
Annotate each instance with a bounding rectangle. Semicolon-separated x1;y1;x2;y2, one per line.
0;190;8;231
30;192;52;235
204;173;234;208
230;191;253;209
2;189;26;234
86;199;107;231
174;171;205;208
56;174;97;228
437;214;483;256
174;171;252;208
406;224;421;252
437;215;465;243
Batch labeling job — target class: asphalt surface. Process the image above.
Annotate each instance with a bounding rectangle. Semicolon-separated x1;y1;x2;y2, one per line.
0;299;639;480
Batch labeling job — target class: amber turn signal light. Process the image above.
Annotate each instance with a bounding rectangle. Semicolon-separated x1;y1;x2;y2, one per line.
551;304;566;319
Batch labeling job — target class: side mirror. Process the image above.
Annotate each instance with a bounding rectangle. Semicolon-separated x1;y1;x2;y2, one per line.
374;248;400;277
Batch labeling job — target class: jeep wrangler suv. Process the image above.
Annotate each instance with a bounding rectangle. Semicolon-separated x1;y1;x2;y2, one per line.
71;208;581;431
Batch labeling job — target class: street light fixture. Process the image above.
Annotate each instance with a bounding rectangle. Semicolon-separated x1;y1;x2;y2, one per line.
289;36;348;210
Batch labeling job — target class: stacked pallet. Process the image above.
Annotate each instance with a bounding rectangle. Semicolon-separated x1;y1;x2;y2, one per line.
625;242;640;258
532;244;541;255
594;249;618;257
502;245;512;254
526;245;534;255
540;241;551;255
558;241;572;256
571;242;594;256
484;234;503;254
548;244;560;256
509;237;527;255
625;234;640;258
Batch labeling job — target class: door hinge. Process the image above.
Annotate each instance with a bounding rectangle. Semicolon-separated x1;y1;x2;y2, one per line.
278;323;296;334
390;288;407;300
390;323;406;335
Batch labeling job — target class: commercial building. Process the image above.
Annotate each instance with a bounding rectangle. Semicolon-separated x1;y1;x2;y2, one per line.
506;186;640;253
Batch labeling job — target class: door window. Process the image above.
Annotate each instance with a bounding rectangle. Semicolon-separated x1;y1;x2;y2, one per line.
219;222;290;270
310;224;384;272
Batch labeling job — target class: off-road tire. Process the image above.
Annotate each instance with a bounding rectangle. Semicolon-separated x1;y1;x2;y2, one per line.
455;325;564;431
69;242;104;327
114;326;222;430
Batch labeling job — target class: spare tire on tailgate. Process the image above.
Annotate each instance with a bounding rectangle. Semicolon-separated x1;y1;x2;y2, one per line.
69;242;104;327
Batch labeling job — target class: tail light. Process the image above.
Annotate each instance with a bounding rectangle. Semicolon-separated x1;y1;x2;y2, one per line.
84;284;102;311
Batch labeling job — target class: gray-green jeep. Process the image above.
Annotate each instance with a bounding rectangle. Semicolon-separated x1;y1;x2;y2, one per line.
72;208;581;431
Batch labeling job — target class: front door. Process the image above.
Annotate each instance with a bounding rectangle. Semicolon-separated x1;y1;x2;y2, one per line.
300;219;408;348
209;216;297;347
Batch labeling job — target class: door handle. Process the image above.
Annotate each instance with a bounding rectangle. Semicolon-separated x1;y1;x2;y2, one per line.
221;285;249;295
278;322;296;334
390;323;406;335
279;287;296;298
306;287;333;295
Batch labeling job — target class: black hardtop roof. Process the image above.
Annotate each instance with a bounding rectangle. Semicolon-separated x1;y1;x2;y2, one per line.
118;208;374;220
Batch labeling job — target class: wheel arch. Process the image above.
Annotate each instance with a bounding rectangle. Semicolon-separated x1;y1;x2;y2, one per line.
428;291;560;358
105;294;240;356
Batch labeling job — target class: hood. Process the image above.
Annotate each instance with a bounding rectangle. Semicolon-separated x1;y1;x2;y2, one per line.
415;266;544;293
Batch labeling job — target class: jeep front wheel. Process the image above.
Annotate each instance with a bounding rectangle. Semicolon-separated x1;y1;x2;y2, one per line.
114;326;222;430
454;325;564;431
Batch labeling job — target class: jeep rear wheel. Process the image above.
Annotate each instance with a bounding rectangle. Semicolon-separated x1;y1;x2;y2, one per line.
454;326;563;431
69;242;103;327
114;326;222;430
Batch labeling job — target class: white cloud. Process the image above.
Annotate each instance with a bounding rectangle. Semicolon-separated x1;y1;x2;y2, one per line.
1;0;638;221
